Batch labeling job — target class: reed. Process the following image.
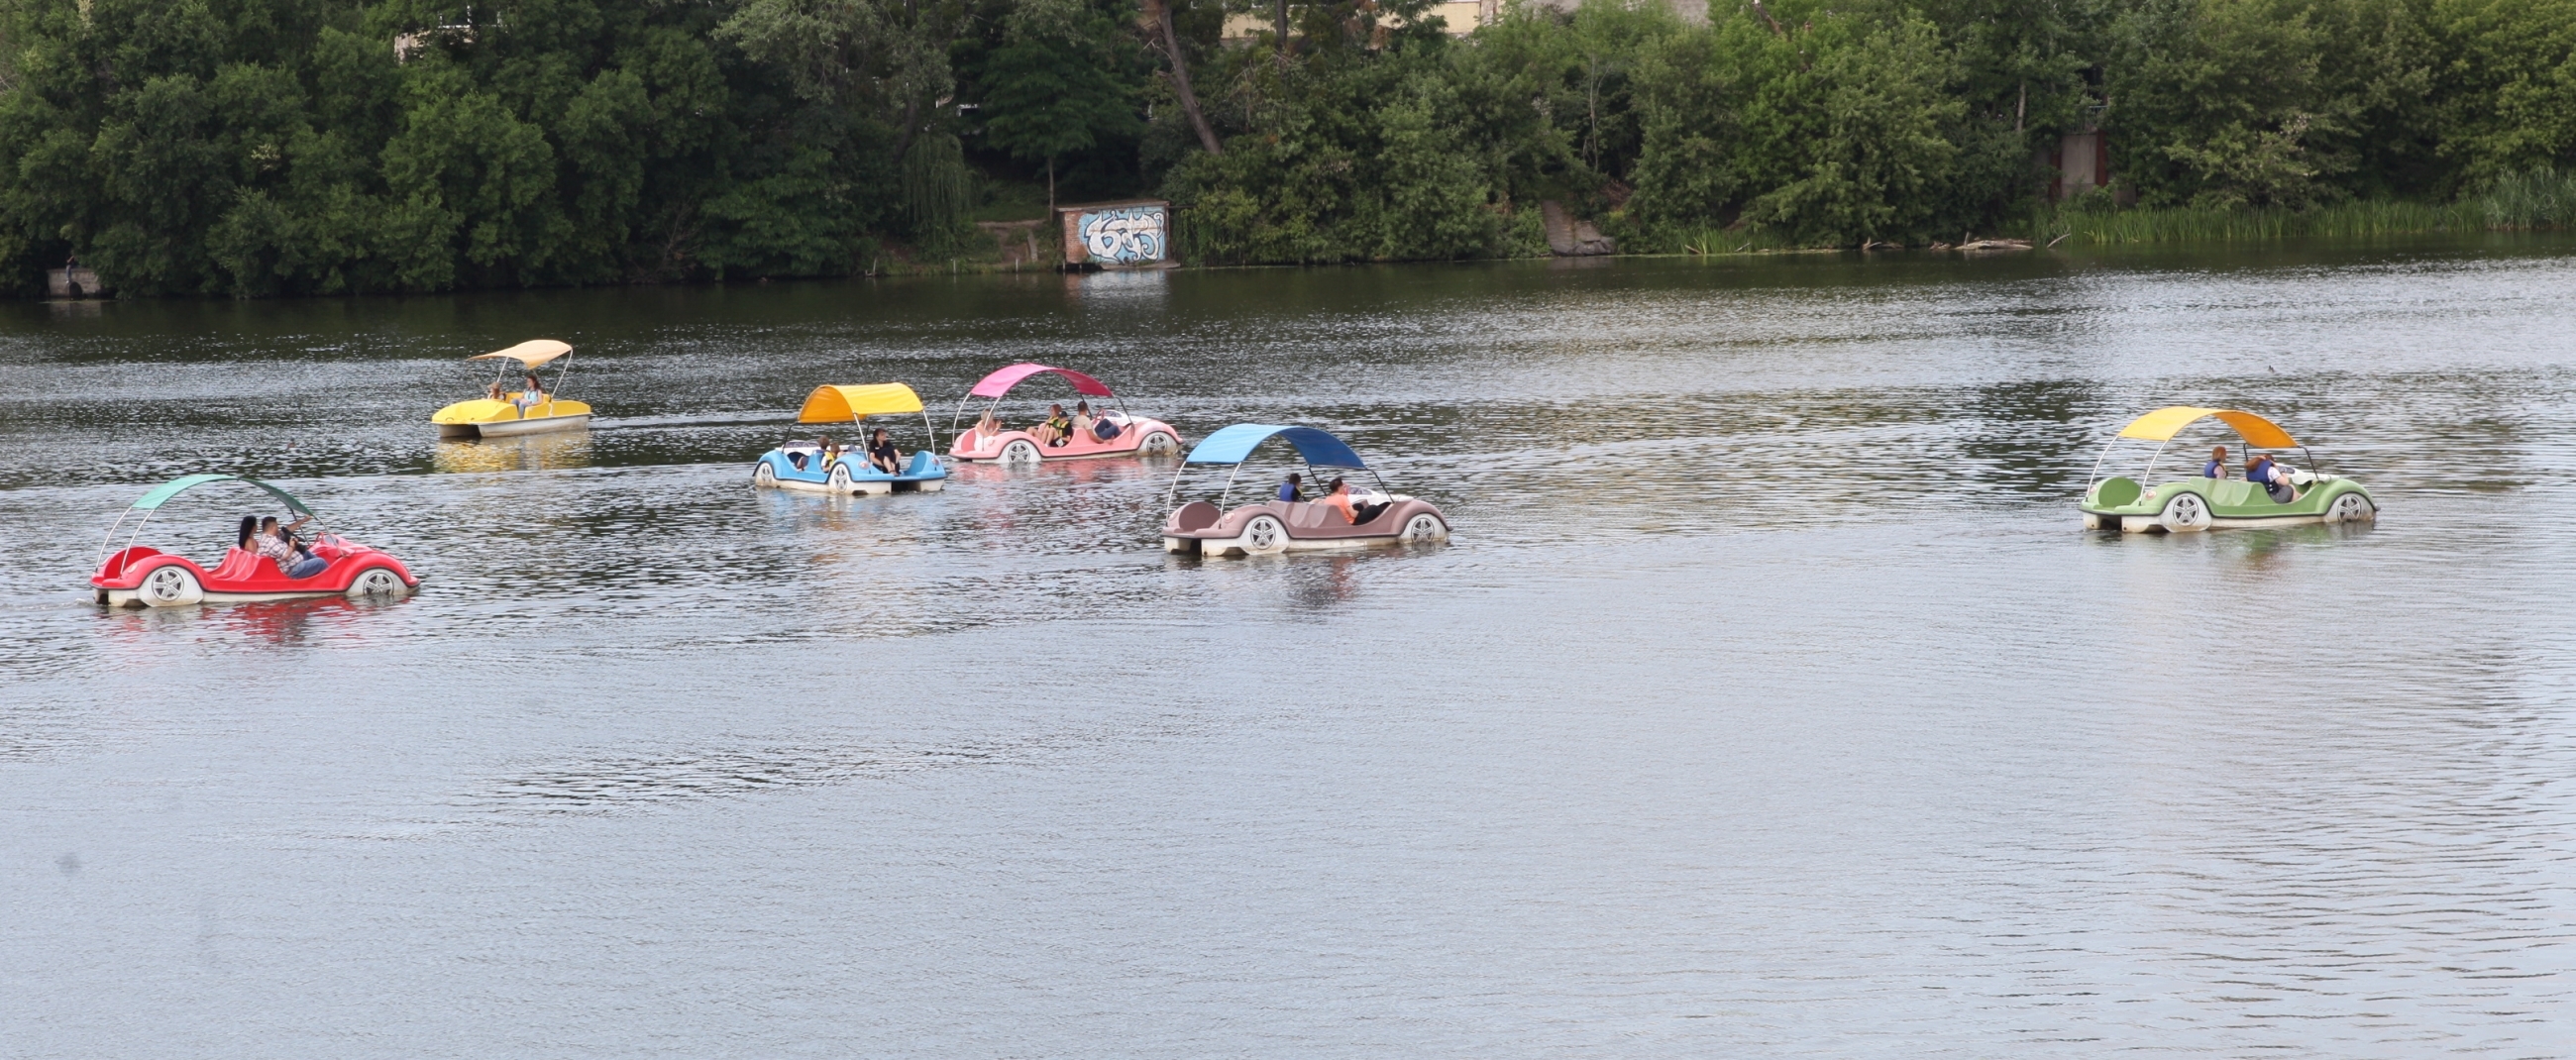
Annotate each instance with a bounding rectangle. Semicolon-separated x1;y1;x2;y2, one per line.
2037;200;2491;245
2481;167;2576;229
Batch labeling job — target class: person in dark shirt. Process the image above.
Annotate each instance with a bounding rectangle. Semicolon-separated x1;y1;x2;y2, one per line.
866;427;903;474
2247;453;2299;503
2202;445;2230;478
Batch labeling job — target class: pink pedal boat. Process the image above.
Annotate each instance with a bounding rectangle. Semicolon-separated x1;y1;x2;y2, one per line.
946;363;1183;464
1160;424;1450;557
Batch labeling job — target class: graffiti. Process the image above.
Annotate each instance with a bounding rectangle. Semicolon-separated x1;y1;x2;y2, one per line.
1078;206;1167;265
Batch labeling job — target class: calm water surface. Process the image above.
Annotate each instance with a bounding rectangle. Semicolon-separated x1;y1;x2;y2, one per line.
5;241;2575;1058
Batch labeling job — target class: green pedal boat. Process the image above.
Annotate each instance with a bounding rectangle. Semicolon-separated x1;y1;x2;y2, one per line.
2081;406;2378;533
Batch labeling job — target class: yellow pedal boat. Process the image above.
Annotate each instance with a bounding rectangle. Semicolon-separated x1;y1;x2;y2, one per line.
431;339;593;440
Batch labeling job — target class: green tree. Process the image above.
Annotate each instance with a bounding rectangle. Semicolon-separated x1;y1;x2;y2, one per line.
966;0;1140;210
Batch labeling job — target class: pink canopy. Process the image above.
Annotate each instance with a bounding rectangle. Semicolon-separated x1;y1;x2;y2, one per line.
968;363;1115;399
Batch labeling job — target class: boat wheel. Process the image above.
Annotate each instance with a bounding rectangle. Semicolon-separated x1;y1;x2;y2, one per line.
828;464;854;492
999;439;1042;465
347;568;406;597
1138;431;1178;456
2159;492;2211;533
1400;513;1448;542
1243;515;1287;555
754;461;777;487
140;566;202;607
2325;492;2375;524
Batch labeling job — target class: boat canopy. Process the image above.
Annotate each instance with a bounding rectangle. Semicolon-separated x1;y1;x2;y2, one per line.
2117;406;2298;449
127;474;314;514
468;339;574;367
800;383;925;423
968;363;1115;399
1183;424;1367;469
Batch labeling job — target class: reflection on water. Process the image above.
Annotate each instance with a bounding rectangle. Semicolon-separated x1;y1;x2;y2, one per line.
430;432;594;475
4;238;2575;1059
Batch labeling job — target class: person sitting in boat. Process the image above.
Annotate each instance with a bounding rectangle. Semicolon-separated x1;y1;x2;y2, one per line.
485;380;506;403
818;435;842;471
513;373;546;413
237;516;260;553
258;515;326;579
1037;404;1072;446
1277;473;1304;502
2202;446;2230;478
1314;477;1388;524
971;410;1005;447
866;427;903;474
1069;401;1095;440
2247;453;2300;503
1316;477;1357;522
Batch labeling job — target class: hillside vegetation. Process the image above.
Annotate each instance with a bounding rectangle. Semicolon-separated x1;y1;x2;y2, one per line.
0;0;2570;294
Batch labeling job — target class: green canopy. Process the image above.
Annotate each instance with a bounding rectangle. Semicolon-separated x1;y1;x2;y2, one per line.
128;474;314;514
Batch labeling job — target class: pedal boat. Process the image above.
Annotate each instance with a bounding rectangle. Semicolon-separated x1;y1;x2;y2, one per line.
431;339;593;439
752;383;949;495
89;475;421;607
946;363;1183;464
1160;424;1449;557
2080;406;2378;533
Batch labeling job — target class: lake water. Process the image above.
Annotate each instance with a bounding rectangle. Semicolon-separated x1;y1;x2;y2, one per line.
5;241;2574;1058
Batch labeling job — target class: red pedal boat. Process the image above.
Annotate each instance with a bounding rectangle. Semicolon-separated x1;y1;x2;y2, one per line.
90;475;420;607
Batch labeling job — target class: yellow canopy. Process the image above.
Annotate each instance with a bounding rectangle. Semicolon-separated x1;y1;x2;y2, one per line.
2116;406;2298;449
468;339;574;367
798;383;924;423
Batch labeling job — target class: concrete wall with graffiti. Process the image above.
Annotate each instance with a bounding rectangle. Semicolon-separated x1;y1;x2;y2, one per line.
1058;201;1170;266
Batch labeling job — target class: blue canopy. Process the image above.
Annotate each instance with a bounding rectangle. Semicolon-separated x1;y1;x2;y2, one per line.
1183;424;1368;469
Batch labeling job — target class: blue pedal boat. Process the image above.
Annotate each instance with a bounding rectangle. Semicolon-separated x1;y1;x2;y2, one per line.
752;383;949;495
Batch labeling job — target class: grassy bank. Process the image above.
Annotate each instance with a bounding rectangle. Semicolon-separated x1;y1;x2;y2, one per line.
2021;168;2576;247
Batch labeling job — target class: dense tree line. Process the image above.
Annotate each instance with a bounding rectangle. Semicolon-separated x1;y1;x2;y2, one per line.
0;0;2569;293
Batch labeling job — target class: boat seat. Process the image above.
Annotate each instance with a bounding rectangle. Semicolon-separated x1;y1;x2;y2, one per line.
211;548;265;581
1285;502;1337;530
1169;501;1219;532
2208;480;2255;506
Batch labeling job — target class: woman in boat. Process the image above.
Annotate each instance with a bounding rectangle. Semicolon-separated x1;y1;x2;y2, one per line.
971;409;1005;447
236;516;260;553
513;373;546;413
866;427;903;474
1038;403;1072;447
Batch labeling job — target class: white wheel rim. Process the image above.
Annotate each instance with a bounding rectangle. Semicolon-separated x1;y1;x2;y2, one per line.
1407;515;1439;540
146;568;187;601
756;463;775;484
2168;495;2206;528
1004;441;1038;464
355;570;399;594
830;466;850;487
1248;519;1279;550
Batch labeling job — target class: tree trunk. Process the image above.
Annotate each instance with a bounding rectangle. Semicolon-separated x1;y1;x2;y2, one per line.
1047;157;1056;215
1143;0;1222;156
1746;0;1785;38
1274;0;1289;53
